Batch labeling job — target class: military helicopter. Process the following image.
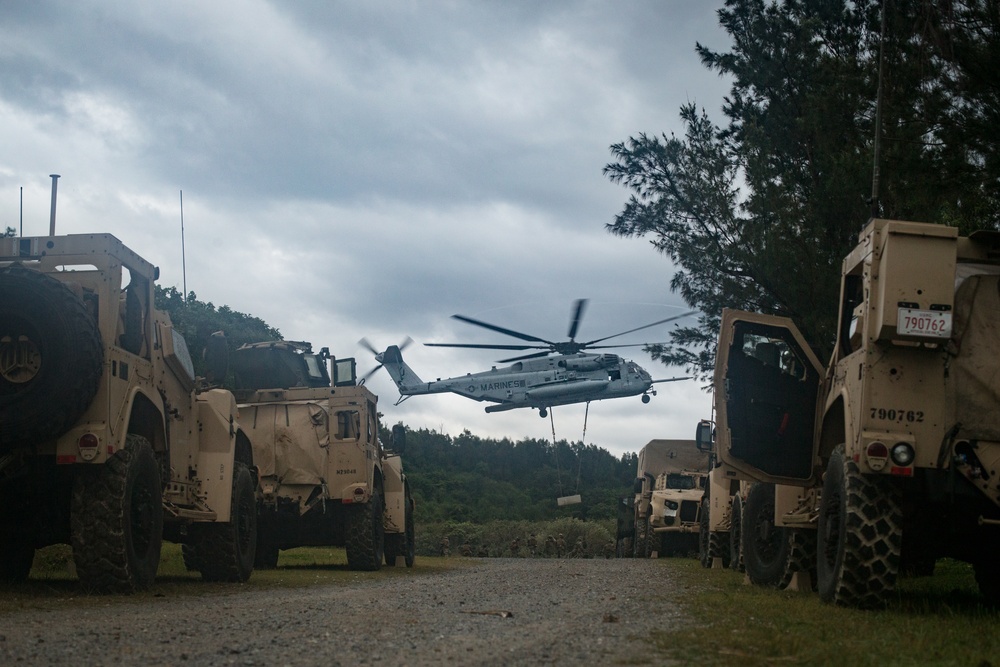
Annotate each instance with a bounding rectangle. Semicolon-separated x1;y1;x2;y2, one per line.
360;300;693;417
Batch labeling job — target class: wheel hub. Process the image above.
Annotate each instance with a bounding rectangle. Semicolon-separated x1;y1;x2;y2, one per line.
0;335;41;384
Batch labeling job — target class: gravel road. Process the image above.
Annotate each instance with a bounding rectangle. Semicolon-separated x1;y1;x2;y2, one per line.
0;558;688;666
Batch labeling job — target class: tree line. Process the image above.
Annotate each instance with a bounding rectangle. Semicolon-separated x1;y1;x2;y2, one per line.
607;0;1000;377
389;426;638;524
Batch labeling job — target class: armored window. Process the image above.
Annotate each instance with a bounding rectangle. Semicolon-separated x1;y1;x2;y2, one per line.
335;410;360;440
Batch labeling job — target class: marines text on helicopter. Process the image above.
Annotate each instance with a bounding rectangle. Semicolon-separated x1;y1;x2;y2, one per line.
360;300;692;417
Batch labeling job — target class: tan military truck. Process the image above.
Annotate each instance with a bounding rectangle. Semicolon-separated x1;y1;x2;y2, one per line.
701;218;1000;607
232;341;414;570
625;439;708;558
0;234;257;592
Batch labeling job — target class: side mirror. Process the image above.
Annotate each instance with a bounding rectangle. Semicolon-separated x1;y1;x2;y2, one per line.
390;423;407;455
695;419;714;452
632;477;643;495
204;331;229;385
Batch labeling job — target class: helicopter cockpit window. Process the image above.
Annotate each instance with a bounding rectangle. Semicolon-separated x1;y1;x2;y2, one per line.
665;473;697;490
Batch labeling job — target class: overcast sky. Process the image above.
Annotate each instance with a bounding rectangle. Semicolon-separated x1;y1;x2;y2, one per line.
1;0;732;458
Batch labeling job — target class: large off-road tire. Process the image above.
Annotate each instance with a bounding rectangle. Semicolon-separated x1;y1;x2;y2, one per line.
0;266;103;453
633;514;650;558
778;528;818;591
385;492;416;568
346;487;385;571
709;530;731;568
730;493;745;573
817;445;902;608
698;497;711;568
254;521;280;570
71;435;163;594
403;493;416;567
743;483;789;586
189;462;257;582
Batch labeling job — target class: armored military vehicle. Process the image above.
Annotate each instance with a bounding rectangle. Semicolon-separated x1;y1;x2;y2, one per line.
0;234;256;592
232;341;413;570
624;439;707;558
703;218;1000;607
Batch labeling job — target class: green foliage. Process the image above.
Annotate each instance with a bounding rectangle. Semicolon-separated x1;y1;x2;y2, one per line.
653;557;999;666
154;285;282;382
393;426;637;525
417;518;616;559
3;227;14;237
605;0;1000;376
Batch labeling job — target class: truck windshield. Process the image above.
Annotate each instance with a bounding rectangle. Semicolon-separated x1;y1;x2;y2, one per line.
665;473;697;490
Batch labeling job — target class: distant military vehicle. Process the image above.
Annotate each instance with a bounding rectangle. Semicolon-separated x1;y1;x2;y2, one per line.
0;234;256;592
232;341;413;570
618;439;708;558
701;218;1000;607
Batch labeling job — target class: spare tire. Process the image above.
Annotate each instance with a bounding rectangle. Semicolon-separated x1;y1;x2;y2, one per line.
0;265;103;452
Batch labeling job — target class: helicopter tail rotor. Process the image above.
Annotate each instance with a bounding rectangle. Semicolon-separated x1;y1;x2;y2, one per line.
358;336;413;383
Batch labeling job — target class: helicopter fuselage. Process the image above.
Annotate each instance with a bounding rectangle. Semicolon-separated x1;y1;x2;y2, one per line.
376;346;655;415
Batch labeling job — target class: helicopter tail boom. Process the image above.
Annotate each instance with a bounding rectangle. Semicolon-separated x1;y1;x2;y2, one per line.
377;345;431;395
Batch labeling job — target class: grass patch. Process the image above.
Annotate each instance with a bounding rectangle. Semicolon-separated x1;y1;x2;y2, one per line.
652;558;999;666
0;543;463;613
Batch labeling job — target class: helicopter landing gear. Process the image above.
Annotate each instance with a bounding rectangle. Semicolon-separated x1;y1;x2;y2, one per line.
641;393;651;404
539;407;548;418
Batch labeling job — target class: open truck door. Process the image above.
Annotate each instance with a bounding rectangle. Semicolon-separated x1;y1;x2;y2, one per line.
714;309;825;486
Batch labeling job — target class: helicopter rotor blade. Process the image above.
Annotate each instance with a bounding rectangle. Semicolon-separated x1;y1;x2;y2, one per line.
426;342;545;351
498;350;556;363
566;298;588;341
358;337;379;356
451;314;554;345
651;376;691;384
581;310;697;346
585;342;668;350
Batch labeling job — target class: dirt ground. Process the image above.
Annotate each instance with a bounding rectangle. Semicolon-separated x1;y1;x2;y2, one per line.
0;558;686;666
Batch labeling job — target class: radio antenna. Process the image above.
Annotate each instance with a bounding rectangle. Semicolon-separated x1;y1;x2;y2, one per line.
180;190;188;303
870;0;888;217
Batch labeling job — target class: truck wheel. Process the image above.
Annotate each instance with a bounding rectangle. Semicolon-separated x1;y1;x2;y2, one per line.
633;514;650;558
189;462;257;582
384;535;400;566
743;483;788;586
403;493;415;567
646;517;664;557
346;486;385;571
698;497;711;568
817;445;902;608
254;528;280;570
181;543;201;571
71;435;163;593
0;266;103;453
730;493;745;572
386;493;415;567
778;528;818;591
709;530;731;568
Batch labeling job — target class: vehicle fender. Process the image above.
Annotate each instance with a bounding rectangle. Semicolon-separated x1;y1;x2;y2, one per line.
382;455;406;534
194;389;241;522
